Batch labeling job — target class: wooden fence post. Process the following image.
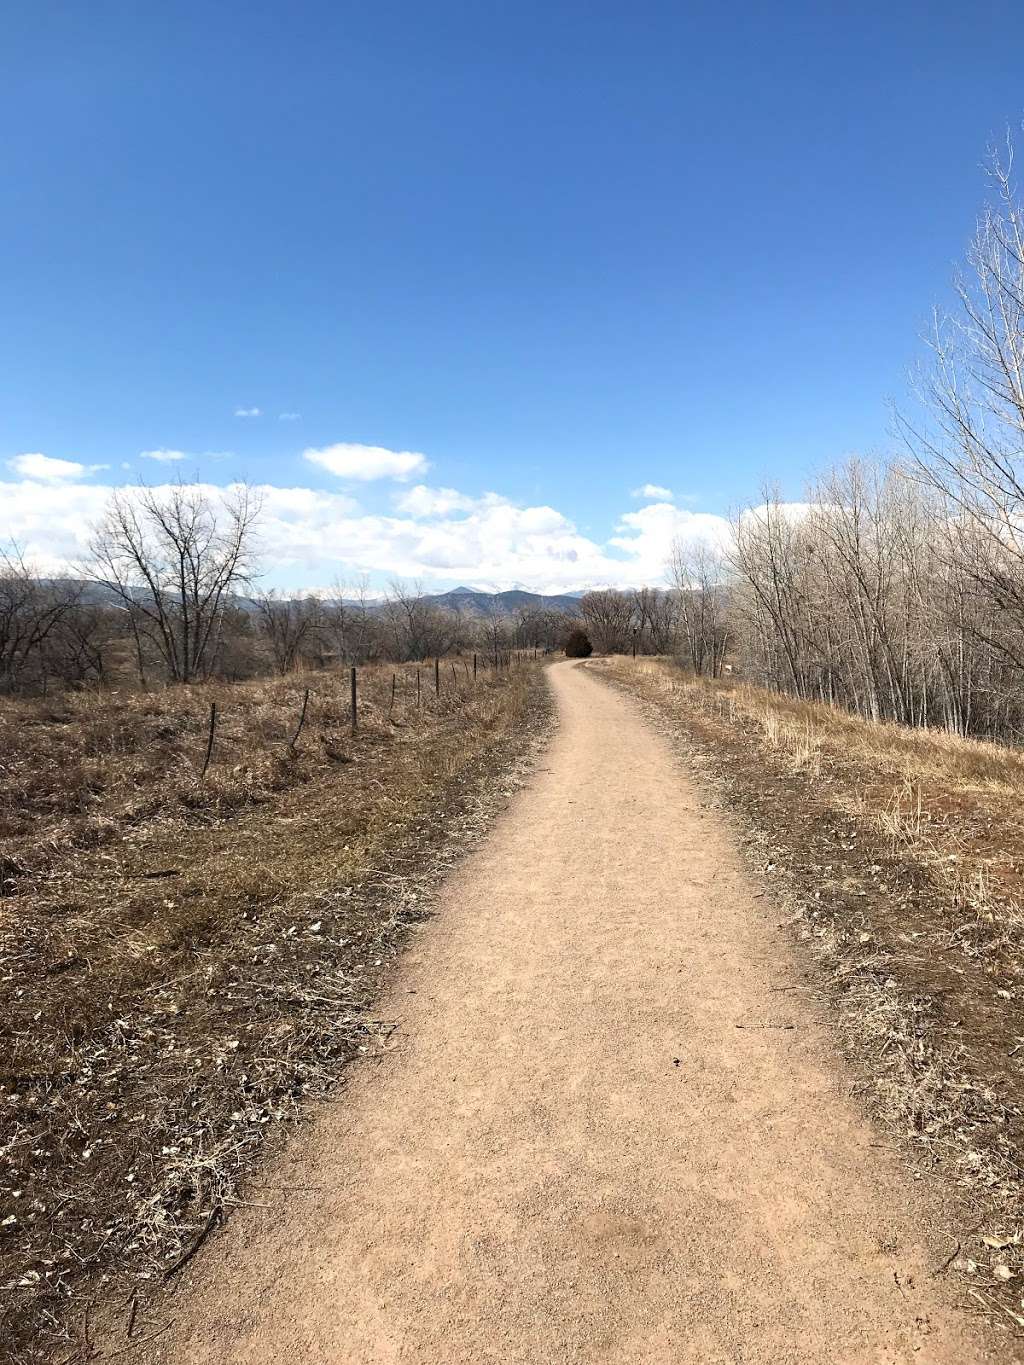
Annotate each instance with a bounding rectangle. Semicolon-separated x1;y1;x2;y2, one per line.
289;687;311;752
416;667;421;708
350;666;357;736
434;657;440;696
201;700;218;778
473;652;478;680
389;672;396;720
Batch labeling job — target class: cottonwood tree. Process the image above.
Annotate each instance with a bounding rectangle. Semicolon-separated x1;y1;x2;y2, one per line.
729;491;815;697
669;541;729;675
579;589;636;653
630;586;678;655
0;549;82;690
89;482;261;684
255;591;326;674
381;580;464;660
898;136;1024;670
323;577;382;664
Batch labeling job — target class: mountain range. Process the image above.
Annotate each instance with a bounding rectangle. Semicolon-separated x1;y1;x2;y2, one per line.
415;587;583;618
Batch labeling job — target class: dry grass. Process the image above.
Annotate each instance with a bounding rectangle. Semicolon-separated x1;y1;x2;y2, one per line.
596;656;1024;1332
611;658;1024;959
0;660;549;1362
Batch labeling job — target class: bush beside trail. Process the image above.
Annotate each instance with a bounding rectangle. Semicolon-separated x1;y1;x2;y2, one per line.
563;629;593;658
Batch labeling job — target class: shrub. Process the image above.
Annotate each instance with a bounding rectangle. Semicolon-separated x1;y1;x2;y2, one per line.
563;629;593;658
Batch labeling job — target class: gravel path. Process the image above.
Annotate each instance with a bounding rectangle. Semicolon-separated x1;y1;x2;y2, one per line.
137;660;1000;1364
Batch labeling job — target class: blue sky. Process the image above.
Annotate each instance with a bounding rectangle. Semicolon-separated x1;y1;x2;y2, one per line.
2;0;1023;590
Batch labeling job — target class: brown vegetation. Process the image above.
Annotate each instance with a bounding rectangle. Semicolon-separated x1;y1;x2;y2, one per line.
600;656;1024;1328
0;658;549;1362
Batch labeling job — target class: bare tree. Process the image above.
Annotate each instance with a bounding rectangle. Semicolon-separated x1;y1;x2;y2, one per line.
0;548;82;690
898;134;1024;670
669;541;729;674
630;587;678;655
255;591;325;674
381;580;464;661
580;589;635;653
323;577;382;664
89;482;261;683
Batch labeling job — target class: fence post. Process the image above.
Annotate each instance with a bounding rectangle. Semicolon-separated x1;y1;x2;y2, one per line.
473;652;478;680
289;687;311;752
201;700;218;778
434;657;440;696
389;672;396;720
416;667;421;708
350;666;357;736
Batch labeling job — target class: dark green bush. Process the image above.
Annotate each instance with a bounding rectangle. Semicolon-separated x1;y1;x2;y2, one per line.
563;629;593;658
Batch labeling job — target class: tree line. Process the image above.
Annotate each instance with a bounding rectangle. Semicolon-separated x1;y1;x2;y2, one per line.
718;136;1024;742
1;477;729;695
9;132;1023;734
0;478;596;692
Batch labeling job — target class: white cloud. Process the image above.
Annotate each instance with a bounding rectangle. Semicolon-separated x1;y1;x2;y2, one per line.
304;442;430;483
139;448;187;462
631;483;674;501
393;484;500;518
278;411;302;421
234;407;262;418
0;472;733;592
610;503;731;581
6;453;106;481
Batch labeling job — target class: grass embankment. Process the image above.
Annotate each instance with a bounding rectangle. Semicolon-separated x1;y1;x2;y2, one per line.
596;656;1024;1329
0;660;548;1362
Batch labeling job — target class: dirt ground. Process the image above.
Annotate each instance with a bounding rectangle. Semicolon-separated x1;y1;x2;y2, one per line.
116;660;1009;1363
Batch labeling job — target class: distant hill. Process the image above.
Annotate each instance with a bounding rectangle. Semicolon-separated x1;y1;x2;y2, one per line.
43;579;583;619
417;587;582;618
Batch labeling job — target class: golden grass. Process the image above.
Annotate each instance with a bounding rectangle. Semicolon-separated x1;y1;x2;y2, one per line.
616;656;1024;793
603;656;1024;946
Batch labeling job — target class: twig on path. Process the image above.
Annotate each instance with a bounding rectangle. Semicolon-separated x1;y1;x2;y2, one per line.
163;1206;223;1282
930;1241;963;1279
101;1321;174;1359
930;1220;984;1278
735;1021;795;1030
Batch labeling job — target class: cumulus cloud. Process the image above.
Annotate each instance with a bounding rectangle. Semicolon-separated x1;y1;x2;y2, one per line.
0;472;732;592
393;484;501;518
139;448;187;462
234;407;261;418
631;483;674;501
304;442;430;483
6;453;106;481
610;503;731;582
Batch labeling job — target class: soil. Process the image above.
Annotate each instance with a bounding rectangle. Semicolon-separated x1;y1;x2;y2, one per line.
117;660;1007;1363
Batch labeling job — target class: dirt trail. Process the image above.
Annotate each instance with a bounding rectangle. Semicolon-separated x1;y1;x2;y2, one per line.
136;661;1000;1364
